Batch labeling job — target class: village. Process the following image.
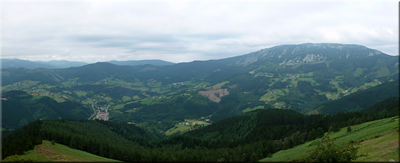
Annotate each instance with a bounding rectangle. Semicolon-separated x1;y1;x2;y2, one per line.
93;106;109;121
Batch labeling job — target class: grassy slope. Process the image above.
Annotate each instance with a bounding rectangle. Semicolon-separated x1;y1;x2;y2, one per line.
2;140;120;162
260;116;399;162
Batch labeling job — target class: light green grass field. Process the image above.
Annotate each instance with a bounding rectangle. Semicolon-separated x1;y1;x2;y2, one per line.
165;119;209;136
242;106;264;113
2;140;120;162
113;104;125;110
260;89;285;102
353;68;366;77
260;116;399;162
140;98;154;105
212;81;229;90
376;67;390;78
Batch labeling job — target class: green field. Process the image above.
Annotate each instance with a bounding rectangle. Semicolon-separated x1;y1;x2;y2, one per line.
353;68;366;77
376;67;390;78
112;104;125;110
260;89;285;102
165;119;209;136
2;140;120;162
260;116;399;162
242;105;264;113
212;81;229;90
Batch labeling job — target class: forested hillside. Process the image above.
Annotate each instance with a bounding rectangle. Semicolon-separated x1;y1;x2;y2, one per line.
2;43;398;135
3;97;398;162
309;79;399;114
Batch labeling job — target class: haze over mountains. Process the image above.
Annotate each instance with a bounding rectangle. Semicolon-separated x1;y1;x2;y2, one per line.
1;59;175;69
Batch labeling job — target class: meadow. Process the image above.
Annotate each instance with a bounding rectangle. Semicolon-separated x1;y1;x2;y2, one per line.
260;116;399;162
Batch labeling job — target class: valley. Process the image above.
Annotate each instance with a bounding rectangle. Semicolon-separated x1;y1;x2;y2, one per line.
2;43;399;134
1;43;399;162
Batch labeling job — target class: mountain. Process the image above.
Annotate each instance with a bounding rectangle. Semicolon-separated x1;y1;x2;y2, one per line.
1;58;57;69
1;58;88;69
1;43;398;131
33;60;87;68
107;59;175;66
1;58;174;69
2;90;92;129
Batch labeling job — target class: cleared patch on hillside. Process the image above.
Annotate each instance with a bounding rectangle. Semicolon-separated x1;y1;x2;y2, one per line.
165;119;210;136
2;140;120;162
199;89;229;102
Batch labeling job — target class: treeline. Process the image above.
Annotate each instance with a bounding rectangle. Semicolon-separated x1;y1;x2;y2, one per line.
3;97;398;162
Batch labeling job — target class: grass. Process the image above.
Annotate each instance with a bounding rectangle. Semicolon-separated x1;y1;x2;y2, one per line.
260;116;399;162
212;81;229;90
353;68;365;77
165;119;209;136
259;89;285;102
112;104;125;110
2;140;120;162
140;98;154;105
122;95;131;102
376;67;390;78
242;106;264;113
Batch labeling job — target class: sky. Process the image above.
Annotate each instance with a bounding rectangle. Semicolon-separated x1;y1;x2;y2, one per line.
1;0;398;63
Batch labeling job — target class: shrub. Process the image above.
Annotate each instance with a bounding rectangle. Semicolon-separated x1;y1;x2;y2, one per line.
299;129;363;162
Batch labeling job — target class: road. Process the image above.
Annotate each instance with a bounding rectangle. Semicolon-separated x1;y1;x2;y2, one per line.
84;93;96;120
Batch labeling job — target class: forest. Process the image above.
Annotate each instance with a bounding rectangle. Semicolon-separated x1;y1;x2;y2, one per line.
3;96;398;162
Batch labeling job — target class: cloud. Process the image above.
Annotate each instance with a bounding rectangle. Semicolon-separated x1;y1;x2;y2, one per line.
1;0;398;63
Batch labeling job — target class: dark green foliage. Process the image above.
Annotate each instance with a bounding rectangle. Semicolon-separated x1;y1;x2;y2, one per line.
298;131;362;162
3;103;398;162
2;91;91;129
347;126;352;132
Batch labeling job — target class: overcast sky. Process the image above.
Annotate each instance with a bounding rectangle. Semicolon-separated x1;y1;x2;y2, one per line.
1;0;398;63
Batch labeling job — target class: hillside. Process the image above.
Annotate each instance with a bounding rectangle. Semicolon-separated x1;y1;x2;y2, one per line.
107;59;175;66
1;59;87;69
2;140;120;162
1;43;398;132
3;97;398;162
260;116;399;162
308;79;399;114
2;90;91;129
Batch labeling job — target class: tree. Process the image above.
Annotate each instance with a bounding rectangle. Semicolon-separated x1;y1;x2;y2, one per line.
299;129;362;162
347;126;352;132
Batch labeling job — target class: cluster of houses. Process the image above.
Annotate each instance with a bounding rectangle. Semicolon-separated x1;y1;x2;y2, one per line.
93;107;109;121
172;82;184;86
286;72;312;79
152;96;162;99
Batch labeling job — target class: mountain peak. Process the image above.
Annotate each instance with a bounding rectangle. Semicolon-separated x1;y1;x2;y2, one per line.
235;43;386;67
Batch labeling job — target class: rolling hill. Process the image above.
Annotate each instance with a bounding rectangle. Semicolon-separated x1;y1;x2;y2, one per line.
1;43;398;132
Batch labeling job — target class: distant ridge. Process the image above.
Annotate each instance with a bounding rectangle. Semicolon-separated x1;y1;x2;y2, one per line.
1;59;87;69
1;59;175;69
106;59;175;66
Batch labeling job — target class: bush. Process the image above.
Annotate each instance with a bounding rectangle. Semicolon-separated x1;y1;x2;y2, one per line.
299;130;363;162
347;126;352;132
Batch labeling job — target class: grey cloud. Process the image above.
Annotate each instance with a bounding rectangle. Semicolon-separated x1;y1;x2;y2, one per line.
1;0;398;63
